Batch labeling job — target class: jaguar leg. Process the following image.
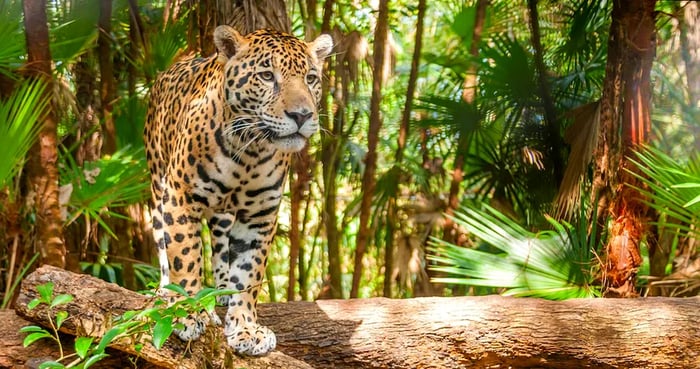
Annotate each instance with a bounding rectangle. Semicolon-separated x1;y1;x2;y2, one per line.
223;219;277;356
154;184;212;341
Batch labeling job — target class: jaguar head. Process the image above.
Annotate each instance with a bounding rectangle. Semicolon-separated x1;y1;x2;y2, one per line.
215;26;333;153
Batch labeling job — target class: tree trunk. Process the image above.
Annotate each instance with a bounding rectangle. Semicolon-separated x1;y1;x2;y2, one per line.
527;0;563;184
22;0;66;269
593;0;657;297
191;0;290;55
98;0;117;154
288;149;312;301
680;1;700;153
12;266;700;369
383;0;427;297
318;0;344;299
351;0;390;298
442;0;488;245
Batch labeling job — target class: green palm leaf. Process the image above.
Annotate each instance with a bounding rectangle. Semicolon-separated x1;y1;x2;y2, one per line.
429;205;598;300
0;1;26;76
61;146;150;238
627;146;700;239
0;79;48;189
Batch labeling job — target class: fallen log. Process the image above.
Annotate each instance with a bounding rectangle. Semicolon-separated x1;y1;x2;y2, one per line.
0;309;162;369
11;265;700;369
13;265;312;369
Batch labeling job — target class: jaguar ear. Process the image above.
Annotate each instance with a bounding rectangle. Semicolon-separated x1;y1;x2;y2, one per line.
214;25;245;59
309;34;333;60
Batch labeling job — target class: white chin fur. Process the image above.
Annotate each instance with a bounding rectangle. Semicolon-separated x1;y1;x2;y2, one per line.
271;135;308;153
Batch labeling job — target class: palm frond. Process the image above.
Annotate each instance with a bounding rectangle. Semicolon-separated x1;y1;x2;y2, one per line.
429;205;599;300
627;146;700;239
61;146;150;237
47;0;100;69
556;100;601;219
0;1;26;76
143;19;188;80
0;79;48;189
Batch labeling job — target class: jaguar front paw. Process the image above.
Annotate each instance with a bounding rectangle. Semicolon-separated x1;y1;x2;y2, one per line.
225;323;277;356
172;309;221;342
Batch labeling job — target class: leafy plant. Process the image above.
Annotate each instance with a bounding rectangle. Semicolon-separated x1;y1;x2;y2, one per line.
21;282;235;368
0;0;26;76
60;146;150;237
627;145;700;240
0;79;49;190
429;204;599;300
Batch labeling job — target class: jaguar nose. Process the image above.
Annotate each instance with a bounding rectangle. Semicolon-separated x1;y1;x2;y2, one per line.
285;110;313;127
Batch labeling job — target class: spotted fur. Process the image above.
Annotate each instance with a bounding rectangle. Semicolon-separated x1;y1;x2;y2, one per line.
144;26;332;356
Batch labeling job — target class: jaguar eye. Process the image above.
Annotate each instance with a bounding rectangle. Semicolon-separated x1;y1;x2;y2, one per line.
258;71;275;82
306;74;318;84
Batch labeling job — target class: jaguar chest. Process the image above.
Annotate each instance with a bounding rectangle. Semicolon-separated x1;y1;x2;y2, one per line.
180;135;291;215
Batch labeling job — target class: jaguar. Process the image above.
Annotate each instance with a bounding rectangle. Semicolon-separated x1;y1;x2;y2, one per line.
144;25;332;355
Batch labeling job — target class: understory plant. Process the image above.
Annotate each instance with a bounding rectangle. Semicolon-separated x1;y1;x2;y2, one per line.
429;204;600;300
21;282;233;368
627;145;700;240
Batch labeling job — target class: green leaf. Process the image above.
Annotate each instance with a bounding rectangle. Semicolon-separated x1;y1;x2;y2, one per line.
119;310;138;321
83;353;110;369
172;308;189;318
23;331;53;347
152;316;174;349
162;283;188;297
27;298;42;310
74;336;94;359
55;310;69;329
95;327;122;353
19;325;47;333
37;282;54;303
38;361;65;369
683;193;700;208
51;294;74;308
0;79;48;188
200;296;216;313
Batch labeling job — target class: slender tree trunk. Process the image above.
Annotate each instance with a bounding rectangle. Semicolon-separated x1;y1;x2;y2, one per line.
288;153;311;301
679;1;700;151
351;0;390;298
383;0;427;297
593;0;657;297
22;0;66;268
442;0;488;245
98;0;117;154
318;0;343;299
127;0;145;98
527;0;564;184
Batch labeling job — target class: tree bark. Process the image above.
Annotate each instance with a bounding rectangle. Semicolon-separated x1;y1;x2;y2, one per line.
351;0;390;298
14;266;312;369
0;309;163;369
592;0;657;297
11;266;700;369
680;1;700;143
317;0;343;299
191;0;290;55
98;0;117;154
22;0;66;269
